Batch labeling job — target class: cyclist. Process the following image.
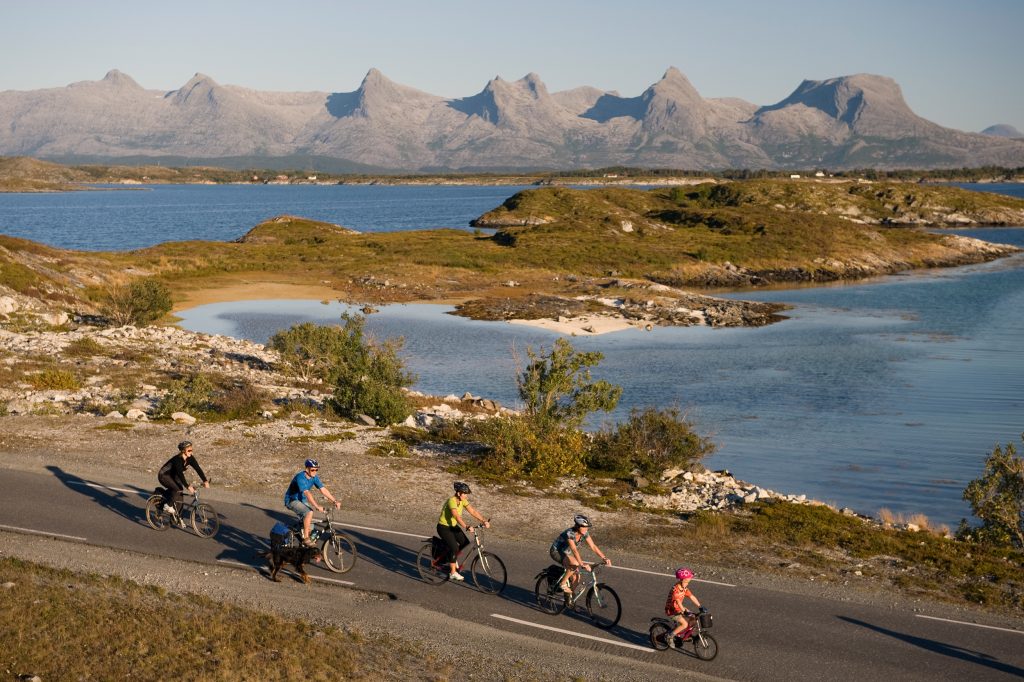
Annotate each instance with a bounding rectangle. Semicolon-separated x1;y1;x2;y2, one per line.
437;481;490;581
284;458;341;547
663;567;706;648
549;514;610;596
158;440;209;527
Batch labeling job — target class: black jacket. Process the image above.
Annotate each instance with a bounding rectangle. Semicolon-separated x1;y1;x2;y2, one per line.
158;454;207;489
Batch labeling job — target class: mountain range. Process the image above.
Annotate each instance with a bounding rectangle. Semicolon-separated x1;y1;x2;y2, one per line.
1;68;1022;172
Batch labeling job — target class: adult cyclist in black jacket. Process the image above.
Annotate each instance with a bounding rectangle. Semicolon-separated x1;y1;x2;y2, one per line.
158;440;209;522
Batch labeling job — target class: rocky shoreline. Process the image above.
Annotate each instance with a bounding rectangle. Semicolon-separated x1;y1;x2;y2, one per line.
0;318;927;533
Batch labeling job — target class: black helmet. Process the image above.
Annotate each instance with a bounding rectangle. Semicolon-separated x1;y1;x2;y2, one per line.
573;514;591;528
304;458;319;469
178;440;193;452
454;481;471;494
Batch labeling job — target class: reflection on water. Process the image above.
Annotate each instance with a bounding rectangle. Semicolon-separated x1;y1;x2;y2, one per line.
179;228;1024;525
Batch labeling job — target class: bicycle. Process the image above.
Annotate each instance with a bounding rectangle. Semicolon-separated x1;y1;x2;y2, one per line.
534;561;621;629
145;484;219;538
309;510;358;574
649;610;718;661
416;524;507;594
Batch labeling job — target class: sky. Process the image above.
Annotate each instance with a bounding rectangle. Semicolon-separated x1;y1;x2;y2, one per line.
2;0;1022;134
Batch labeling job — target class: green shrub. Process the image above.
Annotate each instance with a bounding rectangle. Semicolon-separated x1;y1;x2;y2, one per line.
100;278;172;327
462;415;589;483
517;338;621;435
589;407;715;477
211;380;269;420
366;438;412;458
28;369;81;390
327;314;415;426
154;373;216;418
961;434;1024;548
63;337;106;358
270;314;415;426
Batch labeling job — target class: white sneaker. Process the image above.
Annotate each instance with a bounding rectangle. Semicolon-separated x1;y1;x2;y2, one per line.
177;517;187;529
162;504;175;514
448;571;465;582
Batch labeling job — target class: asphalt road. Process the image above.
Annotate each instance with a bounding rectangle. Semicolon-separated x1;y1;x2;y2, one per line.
2;467;1022;681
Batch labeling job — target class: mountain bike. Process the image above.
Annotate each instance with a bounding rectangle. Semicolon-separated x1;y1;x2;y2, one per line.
534;562;621;629
312;510;358;574
416;524;507;594
649;610;718;660
145;484;219;538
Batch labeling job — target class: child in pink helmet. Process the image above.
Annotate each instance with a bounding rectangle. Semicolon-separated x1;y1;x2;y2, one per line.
664;567;704;647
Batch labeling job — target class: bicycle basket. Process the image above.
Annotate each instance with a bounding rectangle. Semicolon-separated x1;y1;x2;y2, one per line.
699;612;713;629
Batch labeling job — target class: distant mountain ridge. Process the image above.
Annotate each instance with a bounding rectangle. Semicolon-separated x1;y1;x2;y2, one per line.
1;68;1022;171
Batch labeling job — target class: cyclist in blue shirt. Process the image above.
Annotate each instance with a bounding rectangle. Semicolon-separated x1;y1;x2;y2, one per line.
284;458;340;546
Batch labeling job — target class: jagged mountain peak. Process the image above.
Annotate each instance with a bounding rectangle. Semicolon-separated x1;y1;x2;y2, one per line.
761;73;913;126
100;69;142;89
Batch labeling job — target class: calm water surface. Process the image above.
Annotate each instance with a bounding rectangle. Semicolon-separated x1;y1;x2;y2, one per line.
0;184;534;250
178;227;1024;526
3;181;1023;524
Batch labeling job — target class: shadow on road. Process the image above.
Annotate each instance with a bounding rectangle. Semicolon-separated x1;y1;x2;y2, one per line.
839;616;1024;677
45;465;149;525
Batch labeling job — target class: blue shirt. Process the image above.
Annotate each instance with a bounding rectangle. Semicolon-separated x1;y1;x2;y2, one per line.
552;527;589;555
284;471;323;506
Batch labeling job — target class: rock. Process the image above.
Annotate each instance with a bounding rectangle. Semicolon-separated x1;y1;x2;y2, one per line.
2;581;14;589
905;523;920;532
633;474;650;489
104;411;124;419
4;399;32;415
0;296;19;314
356;413;377;427
443;394;461;403
477;398;497;411
461;391;477;401
402;415;417;428
125;408;148;421
171;411;196;425
41;311;69;326
261;410;275;419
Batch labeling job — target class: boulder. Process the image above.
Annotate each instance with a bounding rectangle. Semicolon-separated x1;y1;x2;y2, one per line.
104;411;124;419
125;408;148;421
356;413;377;427
171;411;196;425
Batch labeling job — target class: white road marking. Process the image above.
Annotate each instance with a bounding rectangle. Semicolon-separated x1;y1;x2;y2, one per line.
916;614;1024;635
490;614;654;652
607;564;736;587
333;522;426;540
217;559;355;586
0;524;87;542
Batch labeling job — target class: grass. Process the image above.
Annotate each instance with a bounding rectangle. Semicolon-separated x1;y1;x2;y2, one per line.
94;422;135;431
286;432;357;444
0;557;453;682
648;501;1024;610
27;368;81;390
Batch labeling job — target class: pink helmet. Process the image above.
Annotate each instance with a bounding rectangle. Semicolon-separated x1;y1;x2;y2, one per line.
675;567;694;580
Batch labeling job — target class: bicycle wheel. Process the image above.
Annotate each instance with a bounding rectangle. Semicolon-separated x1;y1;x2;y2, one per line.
534;574;567;615
321;532;358;573
190;503;220;538
416;542;447;585
649;622;671;650
145;495;171;531
469;551;507;594
586;583;621;629
691;632;718;661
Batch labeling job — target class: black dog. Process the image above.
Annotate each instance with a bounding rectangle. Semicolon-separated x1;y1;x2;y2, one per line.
261;531;321;583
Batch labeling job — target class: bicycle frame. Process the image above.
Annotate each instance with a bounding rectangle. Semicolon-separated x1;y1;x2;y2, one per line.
560;563;603;606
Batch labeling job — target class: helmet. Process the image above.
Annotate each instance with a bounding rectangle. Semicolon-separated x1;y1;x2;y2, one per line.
304;458;319;469
573;514;591;528
177;440;193;452
675;567;694;581
454;481;471;494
